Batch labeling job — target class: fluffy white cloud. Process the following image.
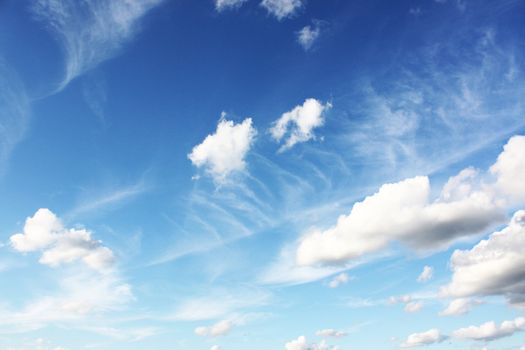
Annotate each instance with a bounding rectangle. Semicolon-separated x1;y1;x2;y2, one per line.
439;298;482;316
316;329;347;338
261;0;302;20
328;273;350;288
297;23;321;51
10;209;115;272
296;175;502;266
404;301;423;313
417;266;434;283
285;336;338;350
401;329;446;348
211;346;222;350
490;135;525;202
389;295;413;304
188;115;256;182
453;317;525;341
195;320;233;337
441;210;525;309
294;135;525;267
215;0;247;11
270;99;331;151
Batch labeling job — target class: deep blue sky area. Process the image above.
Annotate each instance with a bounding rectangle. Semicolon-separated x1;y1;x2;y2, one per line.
1;1;525;350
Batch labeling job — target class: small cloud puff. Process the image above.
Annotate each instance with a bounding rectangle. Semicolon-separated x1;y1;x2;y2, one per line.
270;98;331;152
297;21;324;51
195;320;233;337
401;329;446;348
316;329;347;338
189;114;256;183
417;265;433;283
261;0;303;20
215;0;247;11
328;272;351;288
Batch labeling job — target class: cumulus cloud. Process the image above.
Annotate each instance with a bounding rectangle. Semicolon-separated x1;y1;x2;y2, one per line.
404;301;423;313
10;209;115;272
417;266;434;283
32;0;163;91
296;175;502;266
188;115;256;182
211;346;222;350
316;329;347;338
297;22;321;51
328;273;351;288
215;0;247;11
261;0;303;20
439;298;482;316
285;336;338;350
401;329;446;348
453;317;525;341
296;135;525;266
490;135;525;203
441;210;525;309
195;320;233;337
270;98;331;152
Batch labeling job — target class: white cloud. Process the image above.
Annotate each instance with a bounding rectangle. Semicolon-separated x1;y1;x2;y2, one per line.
441;210;525;309
285;336;338;350
453;317;525;341
261;0;303;20
490;135;525;203
32;0;163;92
0;272;133;332
296;175;502;266
401;329;446;348
195;320;233;337
389;295;413;305
328;273;351;288
10;209;115;272
211;346;222;350
439;298;482;316
297;23;321;51
293;134;524;267
404;301;423;313
316;329;347;338
189;115;256;183
417;266;433;283
270;98;331;152
216;0;247;11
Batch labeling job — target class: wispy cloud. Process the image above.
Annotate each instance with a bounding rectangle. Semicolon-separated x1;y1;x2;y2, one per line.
32;0;163;93
0;61;30;175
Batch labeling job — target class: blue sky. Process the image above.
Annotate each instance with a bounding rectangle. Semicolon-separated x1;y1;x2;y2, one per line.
1;0;525;349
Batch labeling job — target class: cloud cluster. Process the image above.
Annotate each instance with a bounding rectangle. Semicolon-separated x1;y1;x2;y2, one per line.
270;99;331;152
285;336;339;350
261;0;303;20
401;329;446;348
195;320;233;337
453;317;525;341
10;209;115;272
32;0;163;91
296;135;525;266
188;115;256;183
